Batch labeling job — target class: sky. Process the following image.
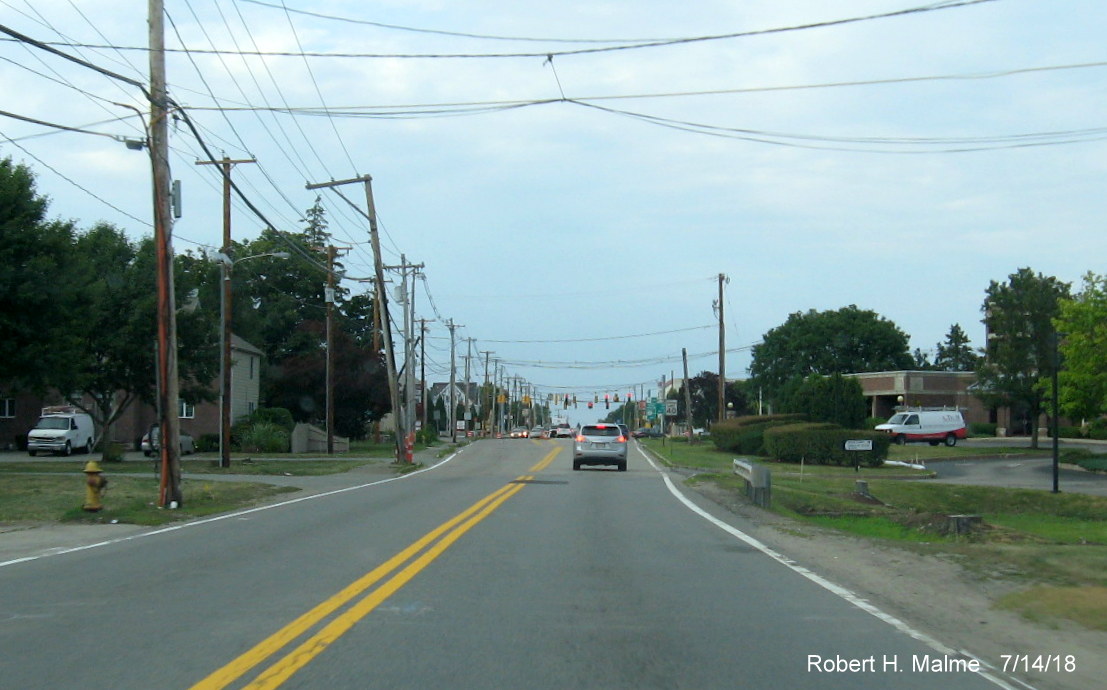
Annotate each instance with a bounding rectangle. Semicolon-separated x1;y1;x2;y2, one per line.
3;0;1107;426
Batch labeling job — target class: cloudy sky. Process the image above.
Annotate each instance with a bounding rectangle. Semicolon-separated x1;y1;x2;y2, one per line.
3;0;1106;424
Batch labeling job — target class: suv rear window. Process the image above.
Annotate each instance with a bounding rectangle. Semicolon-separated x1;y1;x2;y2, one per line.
580;425;621;437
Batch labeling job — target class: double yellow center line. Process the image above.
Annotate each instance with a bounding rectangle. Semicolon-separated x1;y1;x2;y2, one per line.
192;447;560;690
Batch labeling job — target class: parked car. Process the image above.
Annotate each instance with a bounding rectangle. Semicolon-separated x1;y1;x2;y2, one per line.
27;411;96;456
142;425;196;456
573;423;628;471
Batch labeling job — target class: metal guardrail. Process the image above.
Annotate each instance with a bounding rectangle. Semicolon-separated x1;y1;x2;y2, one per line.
733;458;772;508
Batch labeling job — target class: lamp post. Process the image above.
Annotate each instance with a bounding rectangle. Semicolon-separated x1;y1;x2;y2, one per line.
213;250;289;468
1052;331;1065;494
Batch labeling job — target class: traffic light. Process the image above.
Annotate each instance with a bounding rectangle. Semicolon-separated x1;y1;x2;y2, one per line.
573;395;578;408
587;401;593;409
563;396;569;409
627;392;633;402
604;394;610;409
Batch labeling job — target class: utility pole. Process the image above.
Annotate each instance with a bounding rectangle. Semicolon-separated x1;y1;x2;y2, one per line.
447;320;459;442
385;256;424;441
306;176;404;464
323;244;350;454
150;0;182;507
682;348;695;440
464;337;475;435
716;272;728;423
419;319;431;432
481;350;493;436
196;156;255;469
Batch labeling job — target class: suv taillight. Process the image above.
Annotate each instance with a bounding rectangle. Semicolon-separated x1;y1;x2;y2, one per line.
575;435;585;442
616;435;626;443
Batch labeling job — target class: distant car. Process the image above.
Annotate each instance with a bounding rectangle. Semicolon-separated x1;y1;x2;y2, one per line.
552;423;574;438
508;426;529;439
530;426;547;439
141;425;196;456
573;423;628;471
633;427;651;438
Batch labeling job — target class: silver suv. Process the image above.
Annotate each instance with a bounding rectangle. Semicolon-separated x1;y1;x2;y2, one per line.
572;423;628;472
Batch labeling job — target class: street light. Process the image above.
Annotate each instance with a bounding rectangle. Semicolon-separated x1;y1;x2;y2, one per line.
213;250;289;468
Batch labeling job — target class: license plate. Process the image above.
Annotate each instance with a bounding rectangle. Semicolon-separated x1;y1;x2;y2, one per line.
589;442;607;449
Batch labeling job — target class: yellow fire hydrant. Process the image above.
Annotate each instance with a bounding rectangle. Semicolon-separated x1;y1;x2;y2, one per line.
83;460;107;512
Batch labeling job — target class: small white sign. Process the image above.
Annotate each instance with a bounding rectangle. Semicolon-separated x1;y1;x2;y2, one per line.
844;439;873;451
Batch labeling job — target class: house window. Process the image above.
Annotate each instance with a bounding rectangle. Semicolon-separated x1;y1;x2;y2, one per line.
1;398;14;418
249;356;255;379
179;400;196;419
248;402;256;415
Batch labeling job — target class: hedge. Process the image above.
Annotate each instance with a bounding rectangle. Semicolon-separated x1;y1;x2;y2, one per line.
764;423;889;467
710;414;807;456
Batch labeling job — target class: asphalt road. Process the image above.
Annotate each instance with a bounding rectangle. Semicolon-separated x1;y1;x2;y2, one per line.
1;440;1022;689
924;438;1107;496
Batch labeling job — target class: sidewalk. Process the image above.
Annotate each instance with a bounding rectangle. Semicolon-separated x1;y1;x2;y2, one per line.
0;441;462;566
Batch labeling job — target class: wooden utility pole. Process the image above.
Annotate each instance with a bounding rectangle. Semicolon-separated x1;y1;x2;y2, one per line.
306;176;403;463
717;272;728;423
325;245;337;454
195;156;255;468
682;348;695;441
481;350;493;436
149;0;182;507
447;319;459;443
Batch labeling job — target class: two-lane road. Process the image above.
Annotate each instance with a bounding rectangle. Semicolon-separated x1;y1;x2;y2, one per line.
1;439;1018;689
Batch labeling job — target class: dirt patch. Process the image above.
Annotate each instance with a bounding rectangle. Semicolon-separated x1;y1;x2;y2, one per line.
688;479;1107;690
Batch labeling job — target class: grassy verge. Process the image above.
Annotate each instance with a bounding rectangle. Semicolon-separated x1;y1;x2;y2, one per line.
0;475;298;526
641;437;1107;631
0;457;391;476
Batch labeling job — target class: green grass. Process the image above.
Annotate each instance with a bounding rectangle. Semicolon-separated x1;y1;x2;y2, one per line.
988;514;1107;544
996;586;1107;631
662;438;1107;632
0;457;390;476
0;475;297;526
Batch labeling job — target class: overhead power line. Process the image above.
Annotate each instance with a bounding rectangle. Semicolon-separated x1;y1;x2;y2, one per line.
482;325;714;344
3;1;995;61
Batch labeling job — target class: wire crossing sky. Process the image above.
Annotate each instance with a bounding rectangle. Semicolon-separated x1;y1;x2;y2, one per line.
3;0;1106;421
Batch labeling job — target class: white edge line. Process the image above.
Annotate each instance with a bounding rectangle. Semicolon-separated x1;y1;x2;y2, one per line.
0;447;467;569
637;445;1026;690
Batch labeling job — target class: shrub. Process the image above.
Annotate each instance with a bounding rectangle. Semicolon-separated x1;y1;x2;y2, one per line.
969;422;997;437
1057;426;1086;439
417;425;438;447
764;423;889;467
195;433;220;452
710;414;806;455
246;407;295;433
237;422;290;453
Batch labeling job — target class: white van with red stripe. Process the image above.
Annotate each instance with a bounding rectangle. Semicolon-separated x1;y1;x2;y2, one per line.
875;408;966;447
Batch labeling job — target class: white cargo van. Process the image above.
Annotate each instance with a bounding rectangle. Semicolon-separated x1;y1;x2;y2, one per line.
875;408;966;447
27;409;96;456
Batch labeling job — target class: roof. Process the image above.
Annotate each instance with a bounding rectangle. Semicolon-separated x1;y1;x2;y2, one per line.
230;334;264;356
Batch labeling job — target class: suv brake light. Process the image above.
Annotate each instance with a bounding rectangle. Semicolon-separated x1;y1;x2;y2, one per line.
616;435;626;443
575;435;585;442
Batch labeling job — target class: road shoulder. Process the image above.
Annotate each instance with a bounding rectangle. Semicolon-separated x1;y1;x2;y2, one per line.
685;479;1106;690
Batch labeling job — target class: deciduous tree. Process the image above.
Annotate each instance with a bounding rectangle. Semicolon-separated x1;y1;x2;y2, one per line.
975;267;1070;448
1055;272;1107;422
749;305;912;407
